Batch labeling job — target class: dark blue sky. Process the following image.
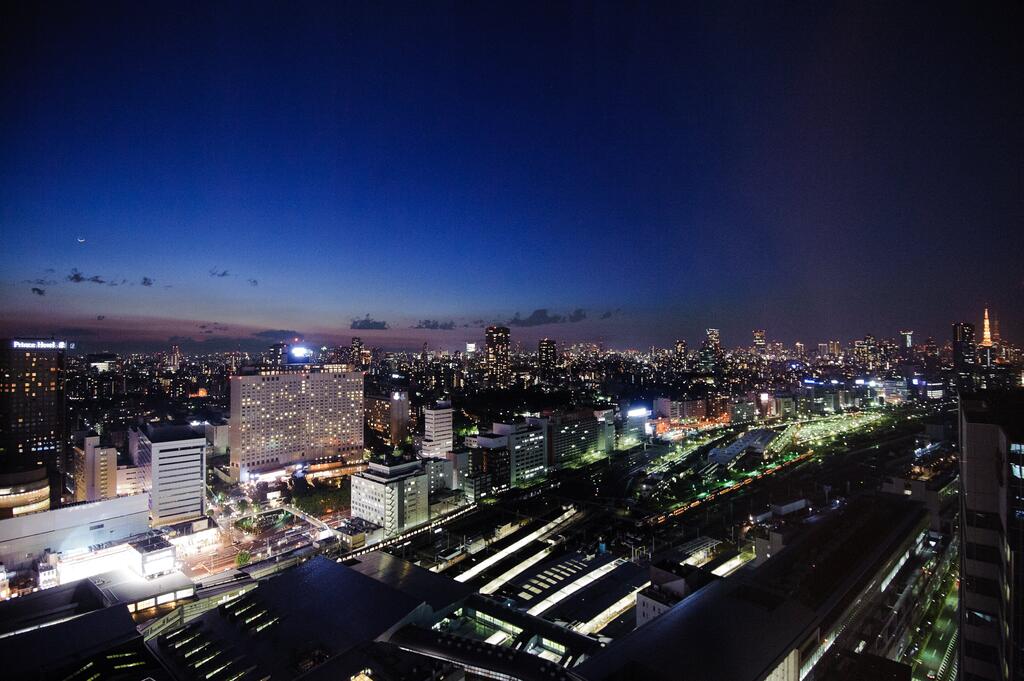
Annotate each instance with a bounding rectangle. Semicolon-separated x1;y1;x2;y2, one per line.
2;2;1021;351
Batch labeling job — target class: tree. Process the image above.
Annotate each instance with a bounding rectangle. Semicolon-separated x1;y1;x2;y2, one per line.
236;498;250;515
235;550;252;567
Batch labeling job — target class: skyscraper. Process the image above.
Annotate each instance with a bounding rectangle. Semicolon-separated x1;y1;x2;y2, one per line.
0;338;68;506
752;329;766;353
899;329;913;349
699;329;722;372
673;339;688;372
538;338;557;379
953;322;977;390
981;307;993;348
167;344;182;372
485;325;511;388
959;391;1024;681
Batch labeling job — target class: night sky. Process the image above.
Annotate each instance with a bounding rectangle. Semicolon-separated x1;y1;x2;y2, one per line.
1;2;1021;352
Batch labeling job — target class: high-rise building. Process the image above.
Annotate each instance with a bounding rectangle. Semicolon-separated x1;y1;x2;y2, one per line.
130;424;206;527
421;400;453;458
350;337;367;369
528;409;607;470
485;326;511;388
828;339;841;356
899;329;914;349
365;390;410;446
673;339;688;372
73;434;117;502
752;329;766;353
167;344;182;372
959;391;1024;681
538;338;557;379
817;342;829;357
266;342;288;366
0;338;69;507
229;362;363;481
350;459;429;538
479;421;547;486
793;341;805;357
953;322;977;390
699;329;722;372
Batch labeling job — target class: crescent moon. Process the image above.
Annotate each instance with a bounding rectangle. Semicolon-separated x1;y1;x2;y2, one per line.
77;237;86;243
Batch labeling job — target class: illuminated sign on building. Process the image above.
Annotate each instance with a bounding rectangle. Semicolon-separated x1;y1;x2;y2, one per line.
12;339;70;350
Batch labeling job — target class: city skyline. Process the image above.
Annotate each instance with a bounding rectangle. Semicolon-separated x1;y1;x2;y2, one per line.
2;2;1022;350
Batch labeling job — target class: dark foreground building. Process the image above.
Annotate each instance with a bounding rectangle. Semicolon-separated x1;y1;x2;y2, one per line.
959;391;1024;681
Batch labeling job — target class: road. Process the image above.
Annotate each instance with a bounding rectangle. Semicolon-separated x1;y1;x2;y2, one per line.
908;578;959;681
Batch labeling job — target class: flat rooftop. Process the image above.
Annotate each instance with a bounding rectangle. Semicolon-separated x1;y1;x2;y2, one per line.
575;494;927;681
342;550;472;614
147;556;425;680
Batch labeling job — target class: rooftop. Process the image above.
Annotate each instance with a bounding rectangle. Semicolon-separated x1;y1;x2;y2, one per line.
342;550;473;614
147;556;425;680
145;423;205;443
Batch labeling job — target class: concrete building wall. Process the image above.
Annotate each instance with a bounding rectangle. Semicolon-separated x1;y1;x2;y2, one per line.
0;494;149;571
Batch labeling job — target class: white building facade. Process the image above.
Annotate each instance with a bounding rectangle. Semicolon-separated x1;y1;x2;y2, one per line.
132;425;207;527
229;364;363;481
421;401;454;457
350;460;429;538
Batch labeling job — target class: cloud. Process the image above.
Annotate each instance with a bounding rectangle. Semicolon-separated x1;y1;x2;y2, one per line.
96;315;106;320
44;268;55;273
351;315;388;330
507;309;565;327
567;308;587;323
140;277;154;286
30;287;45;296
51;326;97;336
66;269;109;284
24;278;56;286
247;278;258;287
209;268;230;278
472;319;485;325
252;329;302;340
413;320;456;330
600;310;613;319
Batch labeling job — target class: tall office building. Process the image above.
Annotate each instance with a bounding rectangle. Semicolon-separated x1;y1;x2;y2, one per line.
699;328;722;372
480;421;547;486
265;342;288;366
828;339;841;356
673;339;688;372
73;434;117;502
0;338;69;507
528;409;607;470
130;424;207;527
350;459;429;538
350;337;367;369
229;361;363;481
485;325;511;389
752;329;767;353
954;322;977;390
167;344;182;372
959;391;1024;681
365;390;410;446
899;330;914;356
422;400;454;458
538;338;557;379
